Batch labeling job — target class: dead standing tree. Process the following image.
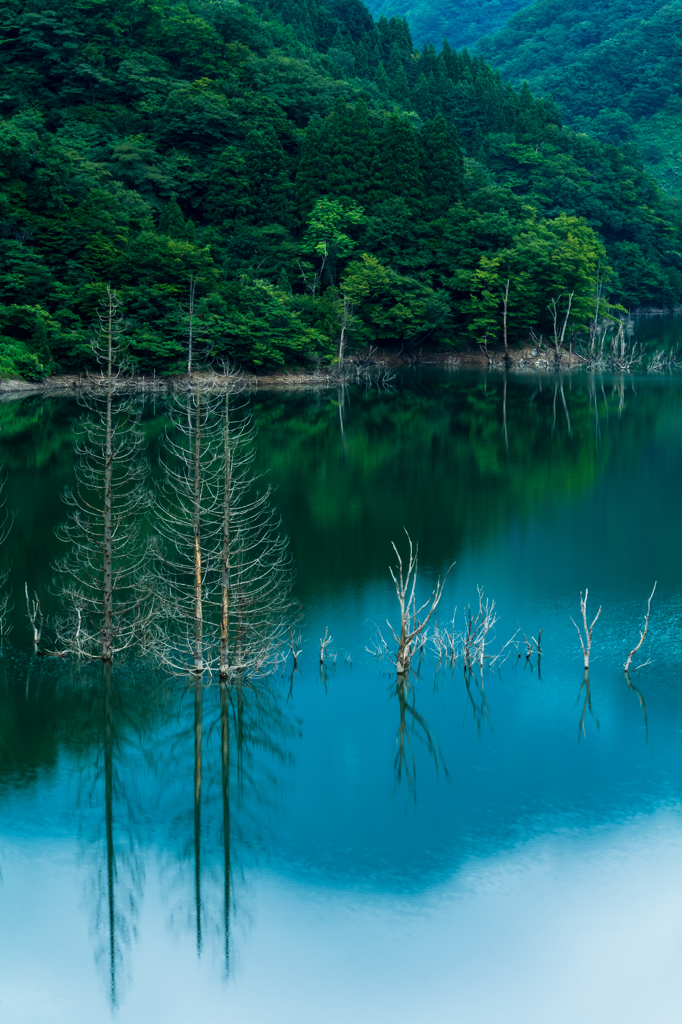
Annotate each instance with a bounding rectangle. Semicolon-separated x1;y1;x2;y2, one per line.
624;582;656;673
571;589;601;673
549;291;575;367
571;590;601;739
385;533;452;675
215;372;297;680
153;371;297;681
53;288;154;661
153;382;223;676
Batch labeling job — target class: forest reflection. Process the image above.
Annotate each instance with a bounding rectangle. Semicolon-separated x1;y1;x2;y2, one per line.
22;660;294;1007
250;370;669;592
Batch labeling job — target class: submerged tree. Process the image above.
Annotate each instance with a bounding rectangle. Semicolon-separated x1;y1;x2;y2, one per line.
53;288;154;661
153;371;296;679
154;380;222;676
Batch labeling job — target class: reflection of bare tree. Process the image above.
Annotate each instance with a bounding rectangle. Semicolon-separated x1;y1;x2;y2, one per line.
391;672;446;794
155;672;294;975
220;678;232;972
87;664;147;1011
462;665;491;737
624;671;649;742
576;669;599;740
193;674;203;955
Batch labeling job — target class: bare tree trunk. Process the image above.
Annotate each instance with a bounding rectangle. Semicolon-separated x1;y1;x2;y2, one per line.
219;385;232;680
25;583;43;652
187;275;197;383
387;533;452;674
319;626;332;664
338;295;353;366
102;290;114;663
235;574;244;671
624;582;656;673
502;278;510;365
571;589;601;671
192;386;203;675
560;291;574;349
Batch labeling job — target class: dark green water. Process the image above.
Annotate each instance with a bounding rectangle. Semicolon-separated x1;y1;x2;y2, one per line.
0;355;681;1021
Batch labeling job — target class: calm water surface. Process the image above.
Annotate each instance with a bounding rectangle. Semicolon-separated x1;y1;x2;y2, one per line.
1;339;681;1022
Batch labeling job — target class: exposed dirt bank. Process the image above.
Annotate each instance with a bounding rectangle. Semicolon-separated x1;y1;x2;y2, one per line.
0;346;590;396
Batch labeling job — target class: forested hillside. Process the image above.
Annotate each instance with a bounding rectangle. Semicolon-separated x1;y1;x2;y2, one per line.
478;0;682;196
363;0;531;50
1;0;680;378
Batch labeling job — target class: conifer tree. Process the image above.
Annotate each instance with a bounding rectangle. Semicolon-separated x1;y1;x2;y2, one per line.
420;42;438;79
301;11;316;46
350;101;378;207
374;61;390;96
412;73;433;120
295;123;327;215
377;117;423;206
326;99;355;197
435;53;450;93
395;17;413;55
353;37;369;78
204;148;251;224
159;198;189;239
420;113;464;213
387;44;410;106
245;127;292;227
377;16;392;61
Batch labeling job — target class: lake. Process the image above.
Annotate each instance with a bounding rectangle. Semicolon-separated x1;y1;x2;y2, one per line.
0;323;681;1023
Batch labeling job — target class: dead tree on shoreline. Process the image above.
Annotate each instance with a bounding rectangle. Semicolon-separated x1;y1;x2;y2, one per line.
53;288;154;661
549;291;575;367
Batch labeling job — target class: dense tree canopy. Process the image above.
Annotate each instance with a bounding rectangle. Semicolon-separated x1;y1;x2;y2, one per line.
478;0;682;196
0;0;680;376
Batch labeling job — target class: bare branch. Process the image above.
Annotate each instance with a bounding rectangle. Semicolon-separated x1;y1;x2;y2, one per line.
624;582;656;673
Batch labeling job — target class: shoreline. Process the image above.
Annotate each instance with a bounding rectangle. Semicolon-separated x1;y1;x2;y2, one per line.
0;347;592;396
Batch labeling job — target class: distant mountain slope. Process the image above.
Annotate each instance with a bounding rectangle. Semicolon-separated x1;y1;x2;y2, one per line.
364;0;532;48
477;0;682;196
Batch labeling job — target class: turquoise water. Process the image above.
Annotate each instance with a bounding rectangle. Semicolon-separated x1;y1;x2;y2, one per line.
0;357;681;1022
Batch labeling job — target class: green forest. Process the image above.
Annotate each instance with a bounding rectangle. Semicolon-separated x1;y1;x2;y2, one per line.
478;0;682;197
1;0;681;378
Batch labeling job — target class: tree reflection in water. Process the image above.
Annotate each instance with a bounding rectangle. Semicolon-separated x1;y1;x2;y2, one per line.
151;668;295;979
